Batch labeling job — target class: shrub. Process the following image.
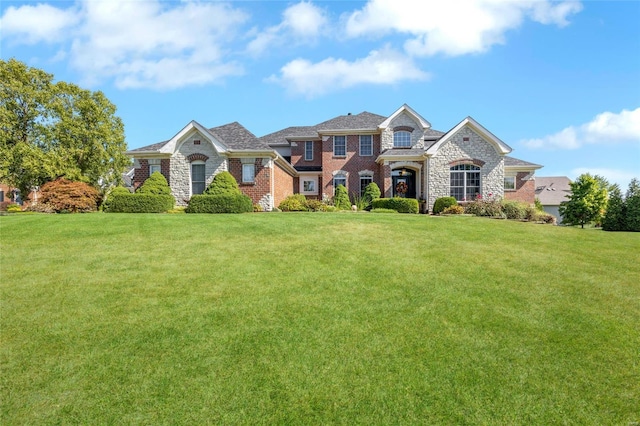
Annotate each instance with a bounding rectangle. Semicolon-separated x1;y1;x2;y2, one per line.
306;199;330;212
204;171;241;196
464;196;502;217
501;200;529;220
333;185;351;210
362;182;381;210
7;204;22;213
442;205;465;215
350;192;367;211
253;203;263;212
433;197;457;214
371;197;419;214
39;178;100;213
104;193;174;213
370;208;399;214
279;194;308;212
185;194;253;213
137;172;171;196
24;203;55;213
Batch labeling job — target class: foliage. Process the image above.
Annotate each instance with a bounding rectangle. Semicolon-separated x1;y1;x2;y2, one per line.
625;178;640;232
362;182;381;210
442;205;465;215
371;197;419;214
24;203;55;213
534;197;544;211
39;178;99;213
501;200;529;220
350;192;367;211
103;193;174;213
185;194;253;213
369;208;399;213
0;59;128;197
253;203;264;212
560;173;608;228
602;185;626;232
306;199;332;212
333;185;352;210
279;194;309;211
136;171;171;196
204;171;241;196
433;196;457;214
464;195;503;217
6;204;22;213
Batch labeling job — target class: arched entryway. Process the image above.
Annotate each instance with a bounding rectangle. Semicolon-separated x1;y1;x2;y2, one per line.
391;168;416;198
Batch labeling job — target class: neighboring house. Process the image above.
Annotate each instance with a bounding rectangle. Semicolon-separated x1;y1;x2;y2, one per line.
535;176;571;222
127;104;542;212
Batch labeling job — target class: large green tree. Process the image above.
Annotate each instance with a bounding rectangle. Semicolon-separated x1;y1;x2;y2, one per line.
601;184;626;231
625;178;640;232
560;173;609;228
0;59;128;197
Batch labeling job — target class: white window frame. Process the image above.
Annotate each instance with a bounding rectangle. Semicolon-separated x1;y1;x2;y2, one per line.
450;164;481;201
304;141;313;161
148;158;161;175
504;176;516;190
359;135;373;156
333;136;346;157
242;163;255;183
191;161;206;196
393;131;411;148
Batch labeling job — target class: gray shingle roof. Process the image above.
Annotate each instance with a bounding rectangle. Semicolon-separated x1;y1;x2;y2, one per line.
535;176;571;206
128;140;169;152
424;129;446;138
208;122;270;150
381;148;427;156
504;156;542;168
258;126;319;146
316;111;386;131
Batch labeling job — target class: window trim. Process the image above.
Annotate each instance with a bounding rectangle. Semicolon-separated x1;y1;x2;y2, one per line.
359;175;373;196
450;164;481;201
304;141;313;161
504;176;516;191
242;163;255;184
333;135;346;157
359;135;373;156
393;131;411;148
191;161;206;196
333;175;347;194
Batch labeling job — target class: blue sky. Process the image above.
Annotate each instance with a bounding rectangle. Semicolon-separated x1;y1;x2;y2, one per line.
1;0;639;189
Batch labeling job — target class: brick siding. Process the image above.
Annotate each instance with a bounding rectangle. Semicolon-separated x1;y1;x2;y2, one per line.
229;158;270;206
504;172;536;204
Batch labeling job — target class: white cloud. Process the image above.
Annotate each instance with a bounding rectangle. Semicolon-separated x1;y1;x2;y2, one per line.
1;0;249;90
247;1;328;56
522;107;640;149
0;3;80;44
269;46;429;98
344;0;582;56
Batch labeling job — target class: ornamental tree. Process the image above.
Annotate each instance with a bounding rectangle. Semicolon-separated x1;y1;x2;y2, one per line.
0;59;128;197
362;182;381;210
559;173;608;228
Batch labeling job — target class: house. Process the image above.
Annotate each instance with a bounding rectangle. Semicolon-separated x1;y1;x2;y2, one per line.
535;176;571;222
127;104;542;212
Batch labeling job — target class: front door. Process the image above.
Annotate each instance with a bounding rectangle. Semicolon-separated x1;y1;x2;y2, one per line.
392;169;416;198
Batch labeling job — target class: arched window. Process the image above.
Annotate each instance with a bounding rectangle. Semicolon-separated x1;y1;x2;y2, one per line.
393;131;411;148
450;164;480;201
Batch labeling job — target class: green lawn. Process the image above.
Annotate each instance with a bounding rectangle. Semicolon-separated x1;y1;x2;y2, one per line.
1;213;638;424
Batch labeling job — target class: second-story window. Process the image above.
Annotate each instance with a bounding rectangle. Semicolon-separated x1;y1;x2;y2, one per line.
304;141;313;161
333;136;346;156
393;131;411;148
359;135;372;156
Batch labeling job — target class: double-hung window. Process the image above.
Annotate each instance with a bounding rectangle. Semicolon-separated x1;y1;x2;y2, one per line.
242;163;255;183
359;135;372;156
333;175;347;193
304;141;313;161
450;164;481;201
333;136;346;156
149;159;161;175
191;162;206;195
504;176;516;190
360;175;373;196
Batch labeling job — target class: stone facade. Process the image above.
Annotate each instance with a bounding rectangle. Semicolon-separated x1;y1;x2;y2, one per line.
427;127;504;210
381;113;425;150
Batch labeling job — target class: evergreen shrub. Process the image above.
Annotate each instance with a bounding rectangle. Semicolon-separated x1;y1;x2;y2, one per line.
279;194;308;211
371;198;419;214
186;194;253;213
333;185;352;210
137;172;171;195
104;193;174;213
433;197;457;214
204;171;241;196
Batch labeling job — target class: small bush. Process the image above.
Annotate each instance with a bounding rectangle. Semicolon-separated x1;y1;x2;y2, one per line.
186;194;253;213
362;183;381;210
253;203;264;212
371;198;419;214
433;197;457;214
137;172;171;196
104;193;174;213
204;171;241;196
442;205;465;215
370;208;399;214
502;200;529;220
465;197;502;217
279;194;309;212
40;178;100;213
333;185;351;210
7;204;22;213
306;199;330;212
24;203;55;213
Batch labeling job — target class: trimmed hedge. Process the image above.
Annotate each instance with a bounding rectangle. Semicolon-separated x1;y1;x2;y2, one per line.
104;193;174;213
433;196;457;214
371;197;419;214
204;171;241;196
137;172;171;195
186;194;253;213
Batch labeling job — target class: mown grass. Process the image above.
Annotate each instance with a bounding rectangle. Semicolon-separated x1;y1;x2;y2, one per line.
1;213;638;424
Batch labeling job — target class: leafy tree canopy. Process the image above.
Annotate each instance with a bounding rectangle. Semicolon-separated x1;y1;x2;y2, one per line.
0;59;128;196
559;173;609;228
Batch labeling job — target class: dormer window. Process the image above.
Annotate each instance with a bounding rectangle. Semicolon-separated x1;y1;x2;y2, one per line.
393;131;411;148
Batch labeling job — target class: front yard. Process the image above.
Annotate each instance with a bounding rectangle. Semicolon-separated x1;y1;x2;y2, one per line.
1;213;638;424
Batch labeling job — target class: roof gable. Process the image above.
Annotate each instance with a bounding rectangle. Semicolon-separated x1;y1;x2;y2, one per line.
379;104;431;130
426;116;512;156
159;120;228;155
